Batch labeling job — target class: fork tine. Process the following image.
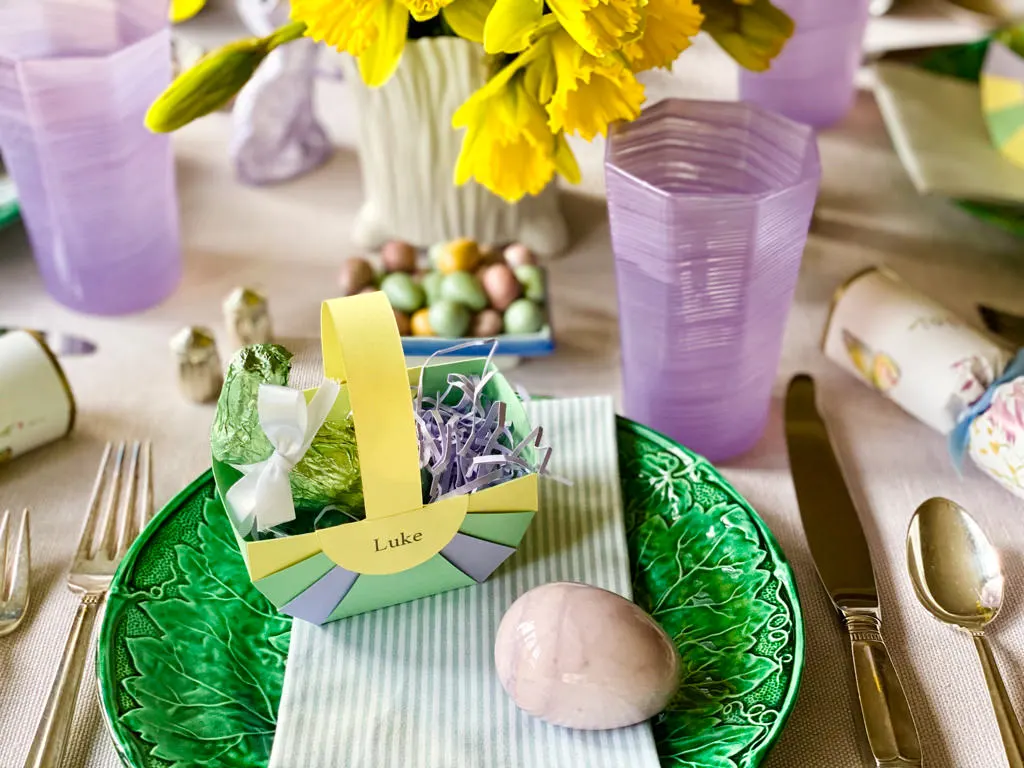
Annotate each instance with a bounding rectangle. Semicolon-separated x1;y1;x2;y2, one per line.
116;442;141;556
99;442;127;561
76;443;114;561
140;441;154;527
0;510;8;601
11;509;29;608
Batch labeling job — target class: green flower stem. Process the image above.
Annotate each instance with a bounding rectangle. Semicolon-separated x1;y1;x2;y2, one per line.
266;20;308;51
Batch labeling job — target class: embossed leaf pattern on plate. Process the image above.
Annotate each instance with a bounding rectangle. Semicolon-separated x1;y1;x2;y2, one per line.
620;423;802;768
97;418;802;768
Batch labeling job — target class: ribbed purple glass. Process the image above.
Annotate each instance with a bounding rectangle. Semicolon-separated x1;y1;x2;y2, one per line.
605;99;820;462
0;0;180;315
738;0;871;129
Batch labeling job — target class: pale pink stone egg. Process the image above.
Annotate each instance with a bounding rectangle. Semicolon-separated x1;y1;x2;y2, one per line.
494;582;680;730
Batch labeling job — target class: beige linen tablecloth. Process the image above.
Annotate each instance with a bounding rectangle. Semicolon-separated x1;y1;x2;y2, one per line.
2;28;1024;768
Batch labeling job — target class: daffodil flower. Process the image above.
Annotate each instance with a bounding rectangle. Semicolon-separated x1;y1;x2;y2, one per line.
291;0;410;85
524;29;645;140
146;22;307;133
169;0;207;24
402;0;457;22
453;61;580;202
442;0;498;42
698;0;793;72
546;0;645;58
622;0;702;71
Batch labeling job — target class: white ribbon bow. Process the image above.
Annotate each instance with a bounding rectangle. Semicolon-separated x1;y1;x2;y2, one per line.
226;379;341;534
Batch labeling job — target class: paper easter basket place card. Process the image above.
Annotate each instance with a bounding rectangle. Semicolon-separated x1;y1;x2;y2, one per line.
211;292;544;625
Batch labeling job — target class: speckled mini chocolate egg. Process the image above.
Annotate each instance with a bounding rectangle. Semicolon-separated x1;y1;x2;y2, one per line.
479;263;522;312
421;270;445;305
380;272;425;313
411;308;433;336
470;308;504;337
338;257;375;296
477;243;502;266
440;271;488;312
504;298;545;334
514;265;545;303
437;238;482;275
503;243;537;269
428;299;471;338
393;308;412;336
381;240;417;274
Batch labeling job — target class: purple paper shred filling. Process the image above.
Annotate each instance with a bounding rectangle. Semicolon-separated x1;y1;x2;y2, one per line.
413;341;551;503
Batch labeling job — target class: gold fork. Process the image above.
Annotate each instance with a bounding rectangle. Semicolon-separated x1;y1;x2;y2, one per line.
24;441;153;768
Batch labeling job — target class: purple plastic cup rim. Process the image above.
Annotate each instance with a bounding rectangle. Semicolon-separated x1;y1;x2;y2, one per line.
604;99;821;204
0;0;169;62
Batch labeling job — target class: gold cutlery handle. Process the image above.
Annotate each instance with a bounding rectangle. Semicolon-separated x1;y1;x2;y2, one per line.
844;612;922;767
23;593;103;768
974;633;1024;768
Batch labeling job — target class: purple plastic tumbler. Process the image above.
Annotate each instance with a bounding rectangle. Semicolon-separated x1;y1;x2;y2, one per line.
605;99;820;462
0;0;181;315
738;0;871;129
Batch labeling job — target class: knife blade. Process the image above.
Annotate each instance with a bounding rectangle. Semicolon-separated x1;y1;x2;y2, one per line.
0;328;96;357
785;374;922;767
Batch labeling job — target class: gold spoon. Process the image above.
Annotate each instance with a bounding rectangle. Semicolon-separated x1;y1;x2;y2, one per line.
907;497;1024;768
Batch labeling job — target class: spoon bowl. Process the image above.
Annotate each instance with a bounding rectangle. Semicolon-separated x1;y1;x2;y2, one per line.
907;497;1024;768
907;497;1004;633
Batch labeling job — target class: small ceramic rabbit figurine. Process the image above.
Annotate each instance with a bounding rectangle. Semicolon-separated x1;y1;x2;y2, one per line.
230;0;332;185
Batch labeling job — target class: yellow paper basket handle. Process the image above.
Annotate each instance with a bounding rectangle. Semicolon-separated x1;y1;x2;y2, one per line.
317;294;469;575
320;293;423;520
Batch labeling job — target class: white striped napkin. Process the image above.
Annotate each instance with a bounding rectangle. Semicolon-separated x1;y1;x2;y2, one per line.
268;396;660;768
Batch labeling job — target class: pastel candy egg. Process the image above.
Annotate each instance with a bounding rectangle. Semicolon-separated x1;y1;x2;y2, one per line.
381;272;425;314
478;243;502;266
393;308;411;336
479;263;522;312
427;242;446;269
514;265;545;303
437;238;481;274
503;242;537;268
470;308;503;337
503;299;544;334
440;271;488;312
338;257;375;296
411;308;433;336
381;240;417;274
494;582;680;730
421;271;445;305
428;299;471;337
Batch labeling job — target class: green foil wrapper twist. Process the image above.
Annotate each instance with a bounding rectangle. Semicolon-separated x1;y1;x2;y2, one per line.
211;344;364;533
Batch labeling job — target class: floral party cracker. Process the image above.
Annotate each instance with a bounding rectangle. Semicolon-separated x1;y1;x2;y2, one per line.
823;268;1024;500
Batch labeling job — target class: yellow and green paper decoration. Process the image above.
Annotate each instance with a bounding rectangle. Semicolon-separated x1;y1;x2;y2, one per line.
982;35;1024;169
212;294;541;625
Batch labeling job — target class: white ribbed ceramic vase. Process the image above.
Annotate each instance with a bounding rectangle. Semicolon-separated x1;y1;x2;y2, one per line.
343;37;569;259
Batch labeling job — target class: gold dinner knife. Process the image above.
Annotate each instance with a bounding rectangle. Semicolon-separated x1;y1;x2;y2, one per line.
785;374;922;767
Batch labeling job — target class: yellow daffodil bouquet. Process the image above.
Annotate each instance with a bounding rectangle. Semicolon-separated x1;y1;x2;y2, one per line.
154;0;793;202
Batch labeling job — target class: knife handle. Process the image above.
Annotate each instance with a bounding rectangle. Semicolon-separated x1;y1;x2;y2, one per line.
843;612;923;766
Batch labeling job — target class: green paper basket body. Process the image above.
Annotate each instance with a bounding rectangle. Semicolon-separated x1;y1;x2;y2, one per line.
212;293;539;624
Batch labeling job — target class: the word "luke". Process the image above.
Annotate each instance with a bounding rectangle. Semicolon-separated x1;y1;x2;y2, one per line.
373;531;424;552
